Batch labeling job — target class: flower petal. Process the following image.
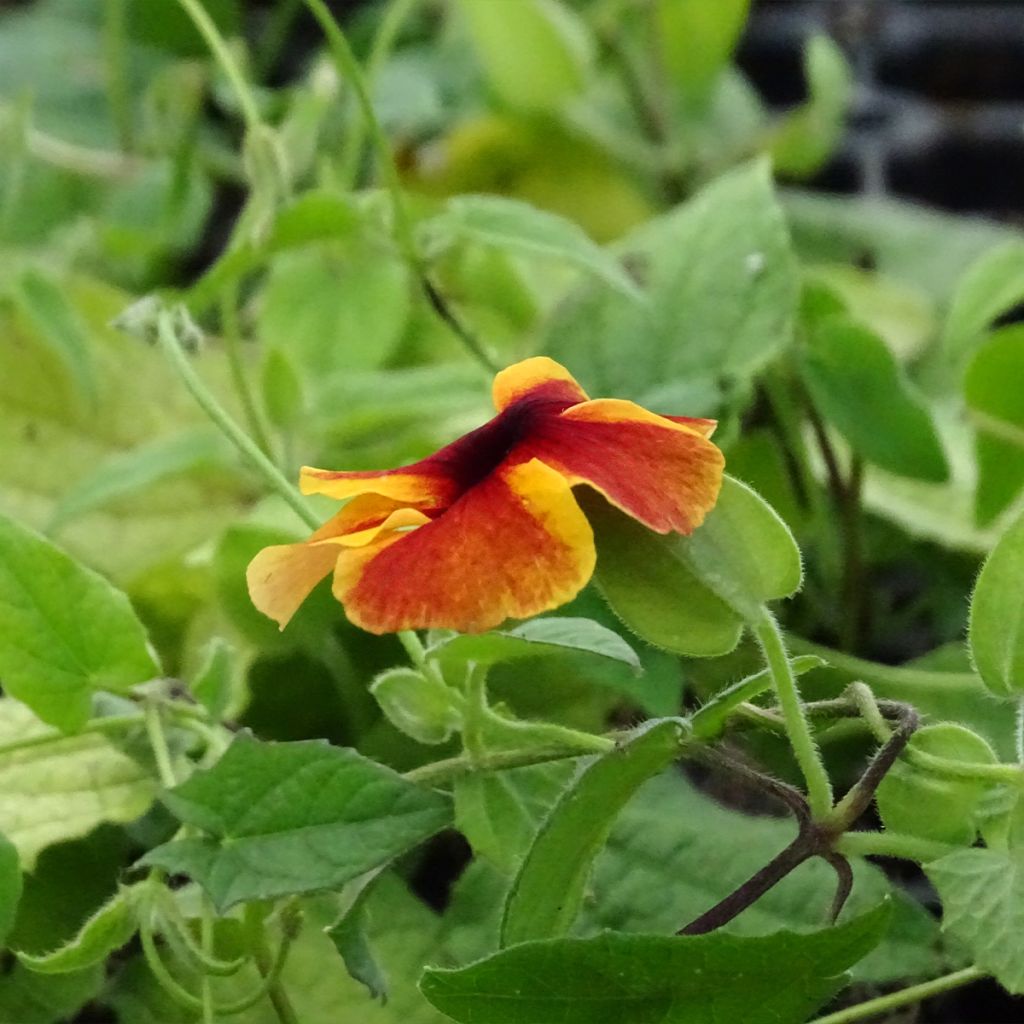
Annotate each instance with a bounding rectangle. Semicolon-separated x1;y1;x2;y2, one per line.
525;398;725;534
662;415;718;437
333;458;595;634
300;462;457;507
492;356;589;412
247;496;429;629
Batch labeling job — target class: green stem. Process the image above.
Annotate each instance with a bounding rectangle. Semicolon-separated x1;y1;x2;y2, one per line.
903;745;1024;787
102;0;134;152
145;701;178;789
462;664;489;761
219;286;276;462
141;915;206;1012
243;904;300;1024
338;0;420;187
479;706;615;755
405;742;600;788
808;965;987;1024
300;0;417;264
156;310;320;531
836;830;956;863
1017;698;1024;764
176;0;262;131
200;912;215;1024
690;655;824;740
754;610;834;819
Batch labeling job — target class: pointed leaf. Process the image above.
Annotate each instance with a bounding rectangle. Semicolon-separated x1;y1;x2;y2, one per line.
141;734;451;910
423;904;890;1024
0;512;159;731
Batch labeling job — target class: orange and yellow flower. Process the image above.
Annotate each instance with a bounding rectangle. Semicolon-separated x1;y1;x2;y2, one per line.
247;357;724;635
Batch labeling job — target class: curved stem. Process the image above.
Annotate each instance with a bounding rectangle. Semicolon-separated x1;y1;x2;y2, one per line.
145;701;178;789
807;965;987;1024
404;742;600;788
176;0;262;131
754;610;834;819
243;904;300;1024
338;0;420;187
219;286;276;463
140;917;206;1012
156;309;320;532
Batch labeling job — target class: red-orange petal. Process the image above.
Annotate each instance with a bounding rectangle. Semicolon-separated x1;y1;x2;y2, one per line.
524;398;725;535
332;459;595;634
662;415;718;437
492;356;589;412
299;464;456;508
247;495;429;629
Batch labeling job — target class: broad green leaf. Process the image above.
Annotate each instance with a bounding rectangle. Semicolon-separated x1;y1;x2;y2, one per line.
942;240;1024;362
965;325;1024;523
454;761;577;874
427;195;641;299
876;724;998;845
545;159;799;405
0;511;159;730
257;241;411;381
770;35;853;178
501;718;688;947
927;847;1024;993
0;699;155;869
0;963;104;1024
17;884;138;974
588;774;940;985
141;735;451;910
327;873;390;1004
588;476;802;653
11;267;96;403
654;0;749;99
457;0;593;113
784;190;1024;304
422;904;889;1024
969;510;1024;697
370;667;462;745
800;315;948;482
430;617;641;673
47;428;232;532
0;274;253;582
0;831;21;946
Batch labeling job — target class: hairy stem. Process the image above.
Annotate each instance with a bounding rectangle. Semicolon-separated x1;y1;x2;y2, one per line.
754;611;834;819
836;830;956;863
404;742;601;787
808;965;987;1024
156;310;320;532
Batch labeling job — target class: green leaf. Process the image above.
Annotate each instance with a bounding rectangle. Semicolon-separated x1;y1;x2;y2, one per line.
545;159;798;405
969;510;1024;697
457;0;593;113
141;734;451;911
800;315;949;482
654;0;749;98
47;427;232;532
770;35;853;178
370;667;462;746
501;718;688;947
257;240;411;381
11;267;96;403
942;240;1024;361
422;904;890;1024
587;476;802;654
454;761;577;874
0;699;156;870
262;345;306;431
927;847;1024;993
327;875;390;1004
876;724;998;845
17;884;139;974
430;618;641;673
428;195;641;300
587;774;940;985
0;511;159;731
965;325;1024;523
0;831;21;946
189;637;239;721
0;963;104;1024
